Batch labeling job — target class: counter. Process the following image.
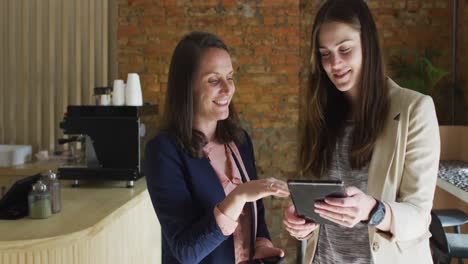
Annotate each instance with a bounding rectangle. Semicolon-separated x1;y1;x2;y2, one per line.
437;160;468;203
437;126;468;203
0;177;161;264
434;126;468;234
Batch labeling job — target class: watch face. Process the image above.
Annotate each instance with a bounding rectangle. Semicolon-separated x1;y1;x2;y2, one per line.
369;201;386;226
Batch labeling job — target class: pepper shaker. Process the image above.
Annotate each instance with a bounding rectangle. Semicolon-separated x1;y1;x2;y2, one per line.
42;170;61;213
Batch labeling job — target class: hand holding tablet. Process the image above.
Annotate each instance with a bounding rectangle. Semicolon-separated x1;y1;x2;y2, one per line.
287;180;347;226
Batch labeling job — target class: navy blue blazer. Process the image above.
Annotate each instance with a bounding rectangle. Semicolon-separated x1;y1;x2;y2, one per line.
144;131;271;264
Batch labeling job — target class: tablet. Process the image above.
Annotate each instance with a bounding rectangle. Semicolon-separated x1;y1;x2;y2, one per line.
287;180;346;225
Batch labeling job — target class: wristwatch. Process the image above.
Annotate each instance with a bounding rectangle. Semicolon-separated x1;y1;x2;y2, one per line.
362;199;386;226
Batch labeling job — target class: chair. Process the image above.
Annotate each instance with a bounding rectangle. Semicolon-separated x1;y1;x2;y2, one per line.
433;209;468;234
434;209;468;264
429;210;468;264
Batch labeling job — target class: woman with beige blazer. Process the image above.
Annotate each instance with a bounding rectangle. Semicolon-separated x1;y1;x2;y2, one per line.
283;0;440;263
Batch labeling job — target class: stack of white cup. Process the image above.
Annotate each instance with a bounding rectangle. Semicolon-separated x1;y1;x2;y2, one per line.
111;73;143;106
125;73;143;106
112;80;125;106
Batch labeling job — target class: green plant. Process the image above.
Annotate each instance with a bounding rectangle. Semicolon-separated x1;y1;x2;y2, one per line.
390;48;449;95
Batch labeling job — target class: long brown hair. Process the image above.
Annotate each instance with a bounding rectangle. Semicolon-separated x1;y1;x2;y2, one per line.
299;0;389;178
163;32;244;158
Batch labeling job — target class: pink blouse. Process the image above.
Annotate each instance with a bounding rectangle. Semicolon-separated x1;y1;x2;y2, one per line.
203;141;273;263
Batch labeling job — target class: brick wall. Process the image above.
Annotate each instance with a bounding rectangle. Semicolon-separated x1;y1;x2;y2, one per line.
370;0;454;124
118;0;455;262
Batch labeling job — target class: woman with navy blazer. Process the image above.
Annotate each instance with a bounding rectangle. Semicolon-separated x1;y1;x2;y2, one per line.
144;32;290;264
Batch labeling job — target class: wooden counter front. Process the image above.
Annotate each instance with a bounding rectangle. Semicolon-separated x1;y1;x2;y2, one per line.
0;178;161;264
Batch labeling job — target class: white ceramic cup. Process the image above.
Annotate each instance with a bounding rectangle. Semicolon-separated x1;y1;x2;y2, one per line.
125;73;143;106
112;79;125;106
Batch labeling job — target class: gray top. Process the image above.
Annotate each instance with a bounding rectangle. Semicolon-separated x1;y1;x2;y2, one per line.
313;123;373;264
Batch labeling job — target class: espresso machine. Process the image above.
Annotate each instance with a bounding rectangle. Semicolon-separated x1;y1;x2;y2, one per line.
58;104;158;187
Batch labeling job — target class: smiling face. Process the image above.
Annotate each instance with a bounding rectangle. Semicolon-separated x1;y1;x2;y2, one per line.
193;48;235;130
318;21;363;100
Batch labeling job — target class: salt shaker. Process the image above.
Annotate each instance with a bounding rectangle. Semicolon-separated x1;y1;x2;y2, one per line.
42;170;61;213
28;180;52;219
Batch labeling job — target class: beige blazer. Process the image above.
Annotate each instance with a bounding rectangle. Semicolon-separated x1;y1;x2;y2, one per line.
304;78;440;264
